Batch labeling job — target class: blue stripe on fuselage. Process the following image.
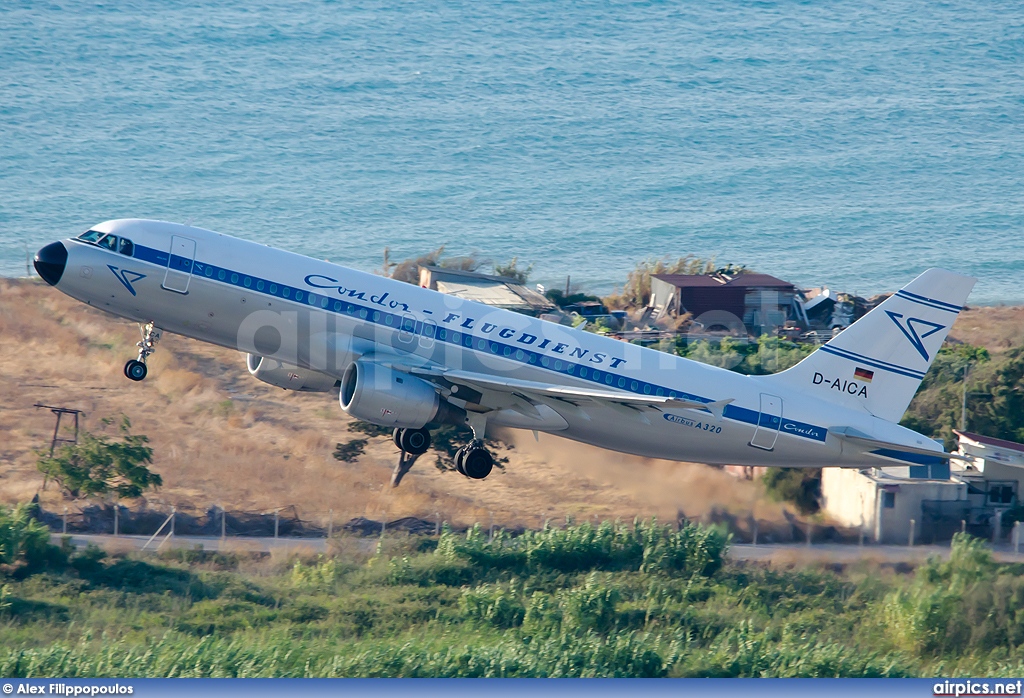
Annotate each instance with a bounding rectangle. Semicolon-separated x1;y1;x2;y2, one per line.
118;242;831;443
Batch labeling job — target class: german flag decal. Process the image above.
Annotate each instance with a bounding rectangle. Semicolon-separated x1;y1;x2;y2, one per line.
854;367;874;383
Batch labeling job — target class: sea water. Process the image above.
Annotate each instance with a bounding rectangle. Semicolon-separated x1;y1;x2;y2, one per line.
2;0;1023;303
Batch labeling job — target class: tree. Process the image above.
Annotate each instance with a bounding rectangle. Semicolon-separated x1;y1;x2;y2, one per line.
36;416;161;500
762;468;821;515
494;257;533;283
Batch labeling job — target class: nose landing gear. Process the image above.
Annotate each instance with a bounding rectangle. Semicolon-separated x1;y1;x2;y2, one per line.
124;322;161;382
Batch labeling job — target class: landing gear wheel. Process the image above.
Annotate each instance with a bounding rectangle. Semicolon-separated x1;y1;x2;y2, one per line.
462;447;493;480
397;428;431;455
125;322;161;382
124;359;148;382
455;446;469;476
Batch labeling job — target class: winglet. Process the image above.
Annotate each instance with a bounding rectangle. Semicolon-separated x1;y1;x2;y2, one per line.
705;398;734;421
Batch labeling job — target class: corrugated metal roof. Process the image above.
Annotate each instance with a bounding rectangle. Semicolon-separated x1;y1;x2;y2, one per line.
422;265;555;311
435;279;530;308
955;430;1024;454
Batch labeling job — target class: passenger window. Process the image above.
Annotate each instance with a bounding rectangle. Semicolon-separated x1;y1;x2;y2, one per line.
118;238;134;257
79;230;103;243
97;235;118;251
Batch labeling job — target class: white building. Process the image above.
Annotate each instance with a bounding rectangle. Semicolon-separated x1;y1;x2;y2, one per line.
821;431;1024;544
821;466;966;544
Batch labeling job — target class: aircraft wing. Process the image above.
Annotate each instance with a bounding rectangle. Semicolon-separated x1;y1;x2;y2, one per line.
830;426;970;463
398;364;733;419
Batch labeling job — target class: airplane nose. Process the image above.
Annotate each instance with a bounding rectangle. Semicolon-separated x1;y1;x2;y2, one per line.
34;241;68;286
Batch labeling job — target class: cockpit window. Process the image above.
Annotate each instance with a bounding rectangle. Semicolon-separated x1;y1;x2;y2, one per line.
97;234;118;251
78;230;104;243
118;238;134;257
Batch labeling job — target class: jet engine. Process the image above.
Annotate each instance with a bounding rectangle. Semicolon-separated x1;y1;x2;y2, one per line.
340;360;462;428
246;354;339;392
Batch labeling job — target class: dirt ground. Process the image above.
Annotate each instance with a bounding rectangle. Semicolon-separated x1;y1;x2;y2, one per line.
1;278;1018;531
0;278;795;530
947;304;1024;353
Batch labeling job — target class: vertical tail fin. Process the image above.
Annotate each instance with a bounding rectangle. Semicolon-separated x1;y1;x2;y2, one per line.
763;268;976;423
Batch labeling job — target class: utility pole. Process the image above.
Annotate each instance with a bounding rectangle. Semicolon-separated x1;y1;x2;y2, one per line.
35;404;84;455
961;362;970;431
35;404;84;490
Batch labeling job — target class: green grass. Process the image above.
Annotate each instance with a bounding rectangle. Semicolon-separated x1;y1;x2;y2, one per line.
3;509;1024;677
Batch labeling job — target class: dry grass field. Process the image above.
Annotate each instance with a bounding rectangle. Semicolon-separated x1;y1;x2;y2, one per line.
947;304;1024;353
2;278;1018;531
0;278;796;530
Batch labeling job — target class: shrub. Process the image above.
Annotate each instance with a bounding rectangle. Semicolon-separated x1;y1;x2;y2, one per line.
333;439;367;463
459;580;527;628
437;520;728;577
559;574;621;633
385;554;473;587
292;556;341;590
883;534;1016;656
0;503;65;578
677;622;909;677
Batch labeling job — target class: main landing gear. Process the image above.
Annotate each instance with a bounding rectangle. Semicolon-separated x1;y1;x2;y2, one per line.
124;322;161;382
388;423;497;486
393;427;431;455
454;441;493;480
390;427;431;488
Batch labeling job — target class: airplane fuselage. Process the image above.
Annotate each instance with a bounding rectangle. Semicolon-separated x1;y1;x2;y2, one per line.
39;219;945;469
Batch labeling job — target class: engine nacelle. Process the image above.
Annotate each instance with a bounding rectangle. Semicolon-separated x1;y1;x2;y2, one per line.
341;360;458;428
246;354;339;392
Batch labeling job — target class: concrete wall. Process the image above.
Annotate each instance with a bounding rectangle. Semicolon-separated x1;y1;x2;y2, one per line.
820;468;876;531
821;468;967;544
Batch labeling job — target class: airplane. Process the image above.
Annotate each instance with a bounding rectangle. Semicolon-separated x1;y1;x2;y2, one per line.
33;219;976;481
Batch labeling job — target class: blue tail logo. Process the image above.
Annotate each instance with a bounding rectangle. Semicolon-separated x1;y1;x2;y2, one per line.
107;265;146;296
885;311;945;361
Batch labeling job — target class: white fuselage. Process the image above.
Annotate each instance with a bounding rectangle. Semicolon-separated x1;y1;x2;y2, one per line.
47;219;937;468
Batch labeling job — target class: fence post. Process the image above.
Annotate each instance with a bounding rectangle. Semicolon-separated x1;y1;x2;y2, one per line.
63;506;68;535
859;527;865;546
806;522;812;547
274;509;279;540
489;512;494;543
171;507;176;537
908;519;916;547
327;509;333;539
993;509;1004;544
1015;521;1021;554
435;512;440;536
114;505;119;536
752;519;759;546
221;504;226;540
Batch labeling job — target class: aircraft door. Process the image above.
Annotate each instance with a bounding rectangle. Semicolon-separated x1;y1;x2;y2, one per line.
749;393;783;451
162;235;197;294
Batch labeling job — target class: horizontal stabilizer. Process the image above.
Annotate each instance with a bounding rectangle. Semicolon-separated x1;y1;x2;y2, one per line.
830;426;969;463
